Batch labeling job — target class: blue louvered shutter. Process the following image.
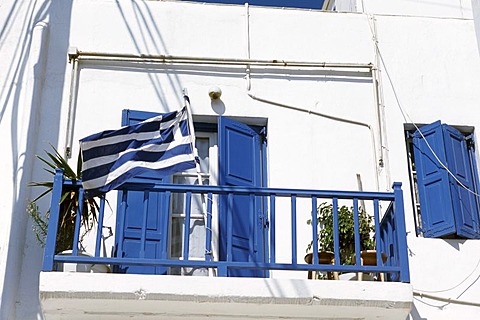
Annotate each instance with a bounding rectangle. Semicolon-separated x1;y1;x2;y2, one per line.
218;117;267;277
413;121;456;237
442;125;480;238
413;121;480;238
114;110;169;274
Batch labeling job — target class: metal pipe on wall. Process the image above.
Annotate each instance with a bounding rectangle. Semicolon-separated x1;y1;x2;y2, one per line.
370;14;391;190
65;47;80;159
71;51;373;70
243;4;382;191
63;47;375;159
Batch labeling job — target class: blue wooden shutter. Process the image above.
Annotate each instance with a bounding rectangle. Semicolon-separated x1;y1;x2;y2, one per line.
413;121;480;238
114;110;169;274
413;121;456;237
218;117;266;277
442;125;480;238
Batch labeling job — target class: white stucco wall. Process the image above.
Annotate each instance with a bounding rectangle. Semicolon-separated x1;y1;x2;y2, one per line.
473;0;480;53
338;0;473;18
1;1;480;319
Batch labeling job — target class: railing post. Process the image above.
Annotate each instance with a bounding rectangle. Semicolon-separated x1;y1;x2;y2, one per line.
269;195;276;264
205;192;213;262
72;187;84;256
94;196;106;257
42;169;64;271
291;195;297;264
393;182;410;282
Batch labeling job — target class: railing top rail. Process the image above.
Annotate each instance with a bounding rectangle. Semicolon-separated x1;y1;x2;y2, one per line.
61;178;396;200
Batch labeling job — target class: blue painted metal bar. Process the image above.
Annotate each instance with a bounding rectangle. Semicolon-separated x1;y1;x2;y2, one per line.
161;191;171;261
311;197;319;265
291;195;297;265
250;193;256;256
116;191;128;259
205;192;213;262
393;182;410;282
183;192;192;260
43;176;409;282
52;255;402;273
226;193;233;263
42;169;64;271
72;187;84;256
373;199;381;266
94;196;106;257
139;191;149;259
217;265;227;276
269;195;276;263
353;198;361;266
120;182;396;200
332;198;340;265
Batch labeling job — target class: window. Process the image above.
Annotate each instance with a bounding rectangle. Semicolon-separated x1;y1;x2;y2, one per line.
114;111;269;276
170;133;216;276
405;120;480;239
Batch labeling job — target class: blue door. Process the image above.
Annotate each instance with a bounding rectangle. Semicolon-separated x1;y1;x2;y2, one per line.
218;117;268;277
114;110;169;274
114;112;268;275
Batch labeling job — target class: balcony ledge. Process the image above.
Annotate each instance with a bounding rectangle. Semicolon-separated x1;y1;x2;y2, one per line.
40;272;413;320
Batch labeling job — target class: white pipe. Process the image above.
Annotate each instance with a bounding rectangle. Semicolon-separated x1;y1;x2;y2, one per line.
2;21;49;320
246;91;380;191
414;291;480;307
70;50;374;70
245;3;252;91
370;14;391;190
245;3;251;61
65;47;80;159
243;7;380;191
64;47;374;160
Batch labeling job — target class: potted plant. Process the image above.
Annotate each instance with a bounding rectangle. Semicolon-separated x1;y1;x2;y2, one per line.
306;202;375;267
28;146;99;255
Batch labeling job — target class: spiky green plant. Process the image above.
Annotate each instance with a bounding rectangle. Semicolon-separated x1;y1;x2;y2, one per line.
27;201;48;247
28;145;99;253
307;202;375;265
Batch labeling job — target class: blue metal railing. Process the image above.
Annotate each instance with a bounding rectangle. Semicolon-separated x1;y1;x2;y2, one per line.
42;169;410;282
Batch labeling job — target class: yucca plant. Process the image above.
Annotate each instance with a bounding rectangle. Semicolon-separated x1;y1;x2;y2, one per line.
307;202;375;265
28;145;99;254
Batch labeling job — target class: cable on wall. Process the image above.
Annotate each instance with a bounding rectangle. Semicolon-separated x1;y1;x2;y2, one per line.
365;14;480;199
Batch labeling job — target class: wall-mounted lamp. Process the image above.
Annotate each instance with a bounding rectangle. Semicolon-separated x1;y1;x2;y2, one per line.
208;86;222;100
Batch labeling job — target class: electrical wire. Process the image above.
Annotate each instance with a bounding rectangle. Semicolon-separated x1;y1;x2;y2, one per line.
366;14;480;199
414;290;480;308
415;253;480;294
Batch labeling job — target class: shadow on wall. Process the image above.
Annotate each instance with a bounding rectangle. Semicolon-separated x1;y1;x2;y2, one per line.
0;1;73;320
1;1;193;318
410;304;428;320
114;0;185;109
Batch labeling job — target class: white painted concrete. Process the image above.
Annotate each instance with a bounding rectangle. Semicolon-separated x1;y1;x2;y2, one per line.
1;0;480;319
40;272;413;320
338;0;473;18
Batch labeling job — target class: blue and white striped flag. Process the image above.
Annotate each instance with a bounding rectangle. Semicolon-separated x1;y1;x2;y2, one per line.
80;107;196;198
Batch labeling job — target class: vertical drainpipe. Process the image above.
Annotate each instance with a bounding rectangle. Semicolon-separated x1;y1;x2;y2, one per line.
370;14;392;190
1;21;49;320
64;47;80;159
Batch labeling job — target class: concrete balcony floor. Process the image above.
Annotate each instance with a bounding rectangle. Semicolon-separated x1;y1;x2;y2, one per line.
40;272;413;320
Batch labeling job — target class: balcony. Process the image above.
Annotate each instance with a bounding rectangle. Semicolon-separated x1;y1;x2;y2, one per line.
39;170;413;319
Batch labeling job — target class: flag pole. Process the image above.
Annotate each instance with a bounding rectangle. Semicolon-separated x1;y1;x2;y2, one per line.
182;88;216;277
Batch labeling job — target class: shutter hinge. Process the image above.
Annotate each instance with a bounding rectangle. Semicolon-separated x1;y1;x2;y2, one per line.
466;134;475;149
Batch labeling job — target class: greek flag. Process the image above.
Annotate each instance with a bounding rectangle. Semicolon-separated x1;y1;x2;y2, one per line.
80;107;196;198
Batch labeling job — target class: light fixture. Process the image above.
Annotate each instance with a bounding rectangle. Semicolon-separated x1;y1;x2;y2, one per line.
208;86;222;100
